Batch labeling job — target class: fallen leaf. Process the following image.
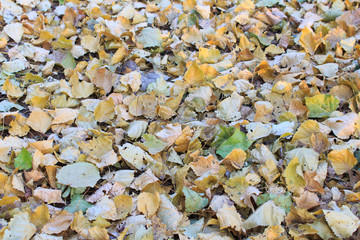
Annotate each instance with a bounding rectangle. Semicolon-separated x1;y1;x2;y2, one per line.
305;94;339;118
14;148;32;170
56;162;100;188
299;27;322;55
324;202;360;238
34;187;65;204
4;22;24;43
217;204;243;232
216;128;253;158
137;192;160;217
183;187;209;212
26;108;53;134
42;211;74;234
3;212;36;240
243;201;286;230
328;149;357;175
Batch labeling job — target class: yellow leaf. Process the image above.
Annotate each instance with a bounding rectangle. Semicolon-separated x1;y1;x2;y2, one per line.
119;71;142;92
0;37;7;48
222;148;247;169
199;64;218;80
30;205;50;229
198;47;221;63
71;211;91;238
81;35;99;53
9;113;30;137
299;27;322;55
258;160;280;184
70;73;94;99
111;46;129;65
184;62;205;86
0;196;19;206
49;108;79;125
212;74;236;92
137;192;160;217
2;78;24;98
291;120;320;145
26;108;53;134
114;194;133;219
92;216;111;228
272;81;292;94
30;95;50;108
3;212;36;240
328;149;357;175
283;157;306;196
254;101;274;123
94;98;115;122
324;204;360;238
89;226;109;240
90;67;116;94
156;105;176;120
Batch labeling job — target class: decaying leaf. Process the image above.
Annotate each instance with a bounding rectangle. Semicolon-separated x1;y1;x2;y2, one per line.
324;202;360;238
0;0;359;238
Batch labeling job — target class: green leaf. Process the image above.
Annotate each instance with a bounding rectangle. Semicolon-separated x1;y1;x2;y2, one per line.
64;194;93;213
137;27;162;48
216;128;253;158
256;0;279;7
323;9;343;22
249;33;272;46
185;97;206;112
142;134;168;155
0;100;24;112
60;52;76;69
256;192;292;213
211;126;235;148
305;94;339;118
183;187;208;213
14;148;32;170
24;73;44;85
187;13;198;26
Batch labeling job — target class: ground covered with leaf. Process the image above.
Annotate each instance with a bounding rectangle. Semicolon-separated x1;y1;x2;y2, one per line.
0;0;360;239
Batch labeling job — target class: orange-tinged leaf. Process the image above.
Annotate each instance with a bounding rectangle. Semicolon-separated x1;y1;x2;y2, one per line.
26;108;53;134
0;37;7;48
190;154;220;176
42;211;74;234
328;149;357;175
111;46;129;65
222;148;247;169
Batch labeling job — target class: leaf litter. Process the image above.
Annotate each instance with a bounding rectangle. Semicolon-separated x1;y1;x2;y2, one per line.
0;0;360;239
